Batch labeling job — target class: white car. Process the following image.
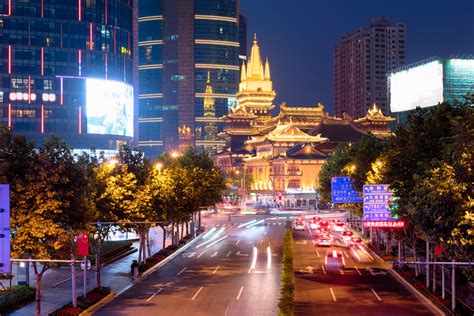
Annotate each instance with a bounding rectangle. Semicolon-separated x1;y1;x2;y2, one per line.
309;222;319;230
293;220;305;231
325;250;345;270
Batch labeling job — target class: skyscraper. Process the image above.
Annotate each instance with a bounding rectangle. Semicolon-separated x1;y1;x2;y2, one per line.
334;17;406;119
0;0;137;152
138;0;244;157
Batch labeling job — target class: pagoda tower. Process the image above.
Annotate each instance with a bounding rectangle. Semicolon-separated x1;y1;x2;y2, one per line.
237;34;276;120
203;71;218;141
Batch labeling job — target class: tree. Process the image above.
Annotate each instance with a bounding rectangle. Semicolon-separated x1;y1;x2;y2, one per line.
318;144;352;203
9;136;93;316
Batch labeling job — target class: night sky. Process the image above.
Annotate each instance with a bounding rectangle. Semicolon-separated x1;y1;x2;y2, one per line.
240;0;474;114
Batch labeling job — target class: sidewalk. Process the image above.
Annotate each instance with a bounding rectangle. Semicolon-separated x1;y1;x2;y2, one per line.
8;227;171;316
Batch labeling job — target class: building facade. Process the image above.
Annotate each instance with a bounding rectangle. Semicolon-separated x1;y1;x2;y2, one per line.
334;17;405;119
388;57;474;124
0;0;137;151
138;0;244;157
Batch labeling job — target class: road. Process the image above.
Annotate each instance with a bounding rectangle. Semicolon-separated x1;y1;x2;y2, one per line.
95;216;286;316
293;215;436;316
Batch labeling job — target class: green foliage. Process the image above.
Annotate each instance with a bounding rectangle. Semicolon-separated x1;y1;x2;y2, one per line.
318;144;352;202
0;286;35;313
279;227;294;316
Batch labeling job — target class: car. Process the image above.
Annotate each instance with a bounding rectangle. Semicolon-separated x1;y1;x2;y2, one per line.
293;220;305;231
325;250;345;270
319;221;329;227
342;230;353;240
317;237;331;247
312;216;321;222
349;244;374;262
350;236;363;246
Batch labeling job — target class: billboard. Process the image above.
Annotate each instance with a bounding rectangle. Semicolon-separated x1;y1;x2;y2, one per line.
331;177;362;203
389;60;444;113
0;185;10;274
86;78;134;137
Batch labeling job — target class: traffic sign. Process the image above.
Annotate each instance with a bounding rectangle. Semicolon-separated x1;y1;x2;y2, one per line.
363;184;402;226
80;259;91;271
331;177;362;203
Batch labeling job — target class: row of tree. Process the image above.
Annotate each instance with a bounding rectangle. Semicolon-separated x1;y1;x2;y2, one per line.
318;100;473;263
0;126;225;314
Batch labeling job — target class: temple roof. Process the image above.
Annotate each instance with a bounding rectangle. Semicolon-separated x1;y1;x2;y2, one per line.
354;103;396;122
222;103;257;120
247;120;327;144
285;142;328;159
309;120;367;143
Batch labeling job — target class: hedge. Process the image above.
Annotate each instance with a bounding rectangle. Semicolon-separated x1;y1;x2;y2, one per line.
0;285;35;314
278;224;294;316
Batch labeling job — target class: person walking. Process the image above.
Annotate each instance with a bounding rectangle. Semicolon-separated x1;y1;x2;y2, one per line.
130;260;139;279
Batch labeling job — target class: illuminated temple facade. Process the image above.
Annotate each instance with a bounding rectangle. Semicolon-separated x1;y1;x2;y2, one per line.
216;34;395;207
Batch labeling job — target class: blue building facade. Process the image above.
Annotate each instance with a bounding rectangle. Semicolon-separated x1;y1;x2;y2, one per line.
138;0;244;157
0;0;137;150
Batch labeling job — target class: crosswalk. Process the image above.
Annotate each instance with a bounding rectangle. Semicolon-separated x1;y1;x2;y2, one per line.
202;222;285;228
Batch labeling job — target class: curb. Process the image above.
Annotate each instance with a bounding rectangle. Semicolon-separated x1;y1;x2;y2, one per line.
364;244;445;316
78;292;114;316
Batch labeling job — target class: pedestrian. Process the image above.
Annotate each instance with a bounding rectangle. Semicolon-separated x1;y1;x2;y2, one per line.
130;260;138;279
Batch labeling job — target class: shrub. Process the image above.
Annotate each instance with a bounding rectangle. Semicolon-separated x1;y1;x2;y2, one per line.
137;263;148;273
279;227;294;316
178;239;186;246
0;286;35;314
167;244;179;251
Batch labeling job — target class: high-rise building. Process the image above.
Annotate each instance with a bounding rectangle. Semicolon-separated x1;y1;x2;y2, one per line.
0;0;137;153
138;0;244;157
334;17;406;119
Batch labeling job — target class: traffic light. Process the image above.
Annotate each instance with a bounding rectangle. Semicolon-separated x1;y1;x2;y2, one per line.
388;196;400;219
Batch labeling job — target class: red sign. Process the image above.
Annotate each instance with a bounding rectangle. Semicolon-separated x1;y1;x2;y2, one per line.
77;232;89;256
363;221;405;228
434;245;446;256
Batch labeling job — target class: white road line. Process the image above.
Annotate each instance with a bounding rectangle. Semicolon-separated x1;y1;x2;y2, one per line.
354;266;362;275
198;251;205;258
321;265;327;275
343;251;349;258
236;286;244;300
264;231;267;236
371;288;382;302
146;288;162;302
212;265;220;274
339;269;345;275
226;250;232;257
235;240;240;245
329;287;337;302
177;267;187;276
316;250;320;258
191;287;204;300
312;240;316;245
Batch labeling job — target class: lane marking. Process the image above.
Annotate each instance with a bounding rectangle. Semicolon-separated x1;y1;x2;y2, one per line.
339;269;345;275
177;267;187;276
226;250;232;257
354;266;362;275
321;265;327;275
198;251;205;258
235;240;240;245
343;251;349;258
371;288;382;302
191;287;204;300
146;288;162;302
329;287;337;302
236;286;244;300
312;240;316;245
264;231;267;236
316;250;320;258
212;265;220;274
205;235;228;248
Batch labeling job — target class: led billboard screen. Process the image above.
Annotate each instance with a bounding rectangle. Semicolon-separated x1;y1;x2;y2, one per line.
86;78;134;137
389;60;444;113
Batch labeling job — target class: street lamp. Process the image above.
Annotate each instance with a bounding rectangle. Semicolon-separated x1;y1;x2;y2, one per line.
155;162;163;173
170;151;179;159
106;158;119;168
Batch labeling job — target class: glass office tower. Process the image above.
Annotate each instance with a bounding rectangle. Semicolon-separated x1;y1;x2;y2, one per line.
0;0;137;151
138;0;243;157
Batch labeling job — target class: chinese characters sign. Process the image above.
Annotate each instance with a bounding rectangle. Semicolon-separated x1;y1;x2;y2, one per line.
363;184;395;221
364;221;405;228
331;177;363;203
0;185;10;274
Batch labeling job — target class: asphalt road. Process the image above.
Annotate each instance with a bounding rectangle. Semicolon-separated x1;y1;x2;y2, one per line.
95;216;285;316
293;216;436;316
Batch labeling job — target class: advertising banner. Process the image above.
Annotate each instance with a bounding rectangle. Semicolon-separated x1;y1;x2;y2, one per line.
0;185;10;274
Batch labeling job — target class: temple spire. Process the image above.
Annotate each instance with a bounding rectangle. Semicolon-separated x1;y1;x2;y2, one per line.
264;57;271;80
241;60;247;82
248;33;264;80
